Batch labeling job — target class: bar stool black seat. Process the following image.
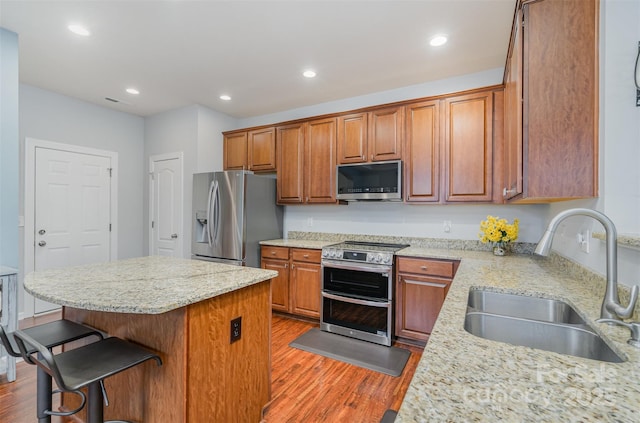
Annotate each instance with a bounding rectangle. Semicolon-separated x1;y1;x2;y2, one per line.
13;330;162;423
1;320;103;423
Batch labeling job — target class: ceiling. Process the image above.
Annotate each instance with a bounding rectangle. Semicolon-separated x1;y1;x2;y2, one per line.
0;0;515;118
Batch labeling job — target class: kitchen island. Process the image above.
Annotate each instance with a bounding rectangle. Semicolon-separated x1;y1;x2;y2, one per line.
24;256;278;423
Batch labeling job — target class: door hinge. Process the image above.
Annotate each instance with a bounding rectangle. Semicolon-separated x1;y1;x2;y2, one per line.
108;168;113;177
109;223;112;232
151;221;155;228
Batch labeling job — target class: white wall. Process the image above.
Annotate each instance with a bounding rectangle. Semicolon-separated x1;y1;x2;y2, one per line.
0;29;19;269
18;84;145;317
19;84;145;259
143;104;236;257
540;0;640;289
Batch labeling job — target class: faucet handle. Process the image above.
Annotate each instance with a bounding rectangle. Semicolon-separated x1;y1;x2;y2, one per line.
606;285;639;320
596;318;640;348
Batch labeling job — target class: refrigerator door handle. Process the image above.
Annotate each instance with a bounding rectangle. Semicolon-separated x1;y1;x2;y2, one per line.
211;180;221;243
206;180;217;246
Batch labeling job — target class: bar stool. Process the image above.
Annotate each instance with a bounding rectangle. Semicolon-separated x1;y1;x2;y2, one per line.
13;329;162;423
1;320;103;423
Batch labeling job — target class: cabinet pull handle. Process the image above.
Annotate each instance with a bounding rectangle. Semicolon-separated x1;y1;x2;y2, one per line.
285;263;288;268
303;254;309;258
271;251;277;255
421;265;428;270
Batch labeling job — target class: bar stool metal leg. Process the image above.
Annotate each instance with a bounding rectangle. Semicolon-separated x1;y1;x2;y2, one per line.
87;382;103;423
36;363;52;423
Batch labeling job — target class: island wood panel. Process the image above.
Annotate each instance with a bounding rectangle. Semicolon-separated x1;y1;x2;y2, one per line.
62;306;187;423
62;280;271;423
187;280;271;423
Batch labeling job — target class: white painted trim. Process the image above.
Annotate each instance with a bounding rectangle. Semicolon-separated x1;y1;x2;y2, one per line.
149;152;184;258
24;137;118;317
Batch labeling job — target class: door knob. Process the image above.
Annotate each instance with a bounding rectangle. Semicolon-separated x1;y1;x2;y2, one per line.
38;240;47;247
38;229;46;235
171;234;178;239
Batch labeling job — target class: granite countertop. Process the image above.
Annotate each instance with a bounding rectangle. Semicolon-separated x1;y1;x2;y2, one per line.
394;247;640;422
259;239;336;249
261;235;639;421
23;256;278;314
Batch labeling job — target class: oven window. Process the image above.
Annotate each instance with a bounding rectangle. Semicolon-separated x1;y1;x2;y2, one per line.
322;296;388;335
322;266;389;299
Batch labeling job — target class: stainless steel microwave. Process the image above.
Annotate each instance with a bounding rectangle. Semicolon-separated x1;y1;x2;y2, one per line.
336;160;402;201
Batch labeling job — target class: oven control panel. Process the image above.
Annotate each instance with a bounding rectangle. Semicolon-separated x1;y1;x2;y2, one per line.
321;248;394;265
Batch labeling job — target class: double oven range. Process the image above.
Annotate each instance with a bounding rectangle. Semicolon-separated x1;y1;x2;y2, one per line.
320;241;408;346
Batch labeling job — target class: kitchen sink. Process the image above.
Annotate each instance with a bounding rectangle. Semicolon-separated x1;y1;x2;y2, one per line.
467;288;586;324
464;289;626;363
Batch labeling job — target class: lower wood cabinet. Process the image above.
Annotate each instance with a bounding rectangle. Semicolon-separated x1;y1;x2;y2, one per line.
395;256;459;343
261;246;321;319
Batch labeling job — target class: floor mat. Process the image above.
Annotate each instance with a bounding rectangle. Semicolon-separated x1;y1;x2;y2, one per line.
289;328;410;377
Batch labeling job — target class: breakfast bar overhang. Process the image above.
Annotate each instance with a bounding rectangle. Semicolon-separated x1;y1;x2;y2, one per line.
23;256;277;423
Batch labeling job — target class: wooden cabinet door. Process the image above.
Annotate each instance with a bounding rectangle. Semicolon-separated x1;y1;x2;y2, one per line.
223;132;247;170
261;257;290;313
305;117;337;203
337;113;368;164
369;106;403;162
503;7;523;201
395;273;450;342
276;123;305;204
404;100;440;202
521;0;597;200
444;91;493;202
291;261;321;318
248;127;276;171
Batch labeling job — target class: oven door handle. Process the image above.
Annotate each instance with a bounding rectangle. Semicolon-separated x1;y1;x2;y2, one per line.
322;291;390;308
321;260;391;275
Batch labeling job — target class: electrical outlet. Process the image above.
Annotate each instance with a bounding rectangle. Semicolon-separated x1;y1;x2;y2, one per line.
577;230;590;254
307;217;314;227
230;316;242;344
443;220;452;233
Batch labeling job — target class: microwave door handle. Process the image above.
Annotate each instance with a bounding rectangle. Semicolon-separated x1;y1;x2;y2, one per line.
322;291;389;308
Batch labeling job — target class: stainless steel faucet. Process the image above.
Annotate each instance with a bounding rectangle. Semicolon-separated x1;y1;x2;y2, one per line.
534;208;639;321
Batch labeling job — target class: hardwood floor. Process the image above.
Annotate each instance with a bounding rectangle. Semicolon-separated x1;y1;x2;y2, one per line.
1;312;422;423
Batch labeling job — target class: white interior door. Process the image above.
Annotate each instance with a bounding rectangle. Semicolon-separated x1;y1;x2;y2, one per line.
34;147;112;313
150;153;183;257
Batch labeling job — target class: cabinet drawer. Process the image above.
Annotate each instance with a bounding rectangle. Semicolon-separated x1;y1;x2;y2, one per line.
396;257;455;278
261;246;289;260
291;248;321;263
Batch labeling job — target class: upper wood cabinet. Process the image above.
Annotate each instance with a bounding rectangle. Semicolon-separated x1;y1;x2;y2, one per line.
276;123;305;203
444;90;494;202
223;128;276;172
248;127;276;172
404;100;440;202
305;117;337;203
337;106;403;164
223;132;248;170
276;118;337;205
503;0;598;202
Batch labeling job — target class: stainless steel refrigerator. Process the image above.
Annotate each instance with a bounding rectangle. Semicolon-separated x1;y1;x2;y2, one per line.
191;171;283;267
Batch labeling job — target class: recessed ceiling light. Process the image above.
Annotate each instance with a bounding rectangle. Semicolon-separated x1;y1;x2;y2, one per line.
429;34;448;47
68;24;90;37
303;70;317;78
220;95;231;101
126;88;140;95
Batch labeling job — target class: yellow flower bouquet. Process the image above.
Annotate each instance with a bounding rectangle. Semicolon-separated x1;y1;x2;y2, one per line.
479;215;519;255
